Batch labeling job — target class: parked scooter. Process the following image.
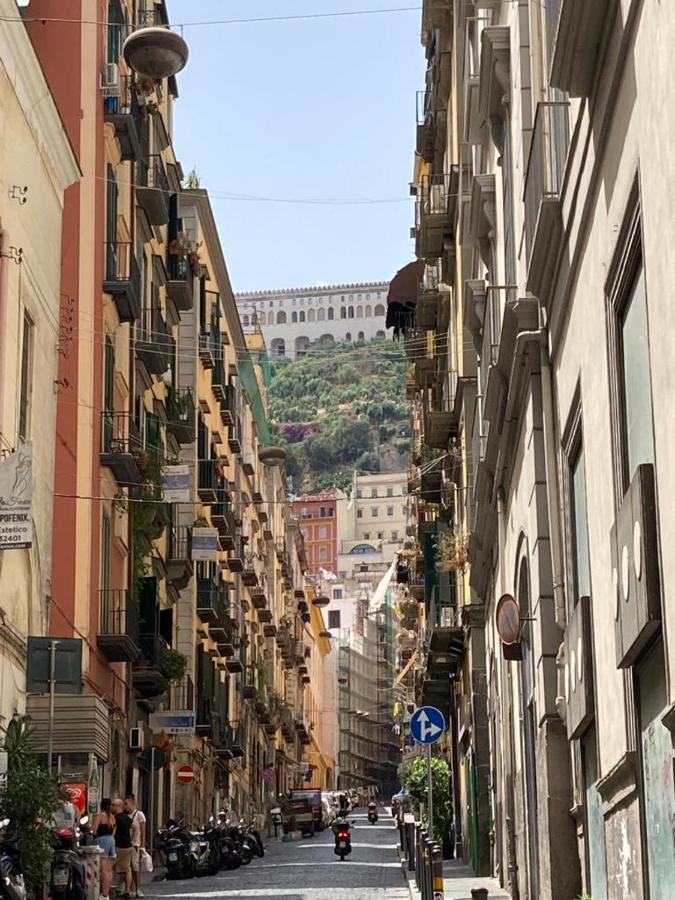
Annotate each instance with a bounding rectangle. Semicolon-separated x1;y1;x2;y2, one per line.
193;821;220;876
234;821;255;866
0;820;26;900
215;814;241;870
157;820;193;880
367;802;378;824
50;816;89;900
241;819;264;858
332;818;352;862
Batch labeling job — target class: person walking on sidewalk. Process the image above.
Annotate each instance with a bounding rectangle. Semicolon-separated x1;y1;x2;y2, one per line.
124;794;147;899
113;799;133;899
92;799;116;900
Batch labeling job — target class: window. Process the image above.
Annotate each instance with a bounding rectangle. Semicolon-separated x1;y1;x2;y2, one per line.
328;610;341;629
308;309;316;322
374;304;385;316
259;311;266;325
348;306;354;319
391;530;399;540
387;507;394;517
376;330;385;338
328;507;334;516
371;488;378;498
570;442;591;603
268;311;275;325
299;311;306;322
318;308;326;321
333;588;343;600
340;307;346;320
345;333;351;341
18;313;34;441
299;297;304;306
318;526;328;539
328;308;335;320
357;510;363;519
365;305;372;317
277;311;287;324
292;298;297;305
371;507;379;517
358;331;364;340
107;0;126;65
242;314;250;326
363;532;370;540
356;307;363;318
356;489;362;499
387;487;394;497
320;507;326;517
607;188;655;496
377;531;384;540
319;547;328;561
292;311;298;323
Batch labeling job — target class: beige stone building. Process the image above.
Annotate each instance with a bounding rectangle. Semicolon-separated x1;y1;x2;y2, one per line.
400;1;675;898
0;2;78;724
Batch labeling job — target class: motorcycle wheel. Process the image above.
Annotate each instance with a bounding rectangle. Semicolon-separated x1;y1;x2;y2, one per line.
240;848;252;866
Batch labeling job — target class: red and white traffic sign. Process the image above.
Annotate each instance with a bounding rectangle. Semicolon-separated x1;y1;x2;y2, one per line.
176;764;194;785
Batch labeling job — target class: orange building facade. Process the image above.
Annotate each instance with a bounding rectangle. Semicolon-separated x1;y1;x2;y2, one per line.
293;491;338;576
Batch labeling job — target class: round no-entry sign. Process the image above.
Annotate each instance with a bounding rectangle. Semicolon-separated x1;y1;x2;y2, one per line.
176;764;194;785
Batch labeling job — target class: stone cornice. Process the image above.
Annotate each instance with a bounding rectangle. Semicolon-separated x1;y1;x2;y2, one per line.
1;1;79;191
478;26;511;154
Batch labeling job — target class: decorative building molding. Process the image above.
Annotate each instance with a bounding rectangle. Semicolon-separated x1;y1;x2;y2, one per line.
0;1;79;190
478;26;511;155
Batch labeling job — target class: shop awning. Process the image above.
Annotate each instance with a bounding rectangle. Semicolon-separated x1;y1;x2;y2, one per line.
386;260;424;335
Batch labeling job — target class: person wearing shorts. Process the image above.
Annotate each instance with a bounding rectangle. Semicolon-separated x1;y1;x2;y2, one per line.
113;799;134;898
124;794;146;899
92;799;116;900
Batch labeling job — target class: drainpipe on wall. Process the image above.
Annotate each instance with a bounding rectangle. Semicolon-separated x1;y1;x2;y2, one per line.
497;489;519;900
539;344;567;632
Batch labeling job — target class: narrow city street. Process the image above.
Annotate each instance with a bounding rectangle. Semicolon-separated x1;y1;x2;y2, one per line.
148;808;409;900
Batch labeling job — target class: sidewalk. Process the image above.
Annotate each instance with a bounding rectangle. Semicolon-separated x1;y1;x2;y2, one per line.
403;856;510;900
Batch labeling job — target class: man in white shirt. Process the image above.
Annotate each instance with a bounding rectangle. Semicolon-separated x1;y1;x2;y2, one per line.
123;794;146;898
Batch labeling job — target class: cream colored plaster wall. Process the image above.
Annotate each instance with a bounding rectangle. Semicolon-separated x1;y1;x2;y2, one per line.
0;15;77;720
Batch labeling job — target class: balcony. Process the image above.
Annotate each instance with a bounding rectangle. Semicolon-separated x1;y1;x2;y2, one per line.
416;260;442;330
100;412;143;485
136;306;171;375
416;90;435;163
166;252;194;312
172;675;195;712
133;634;170;698
97;590;140;662
550;0;609;97
225;656;243;674
242;557;258;588
228;422;242;455
211;355;226;401
197;577;228;625
227;538;245;573
424;411;455;451
166;387;195;444
103;241;141;323
220;384;236;427
167;525;192;588
228;721;246;757
524;101;570;306
199;331;215;368
103;75;142;161
198;460;218;504
416;173;452;258
136;154;170;226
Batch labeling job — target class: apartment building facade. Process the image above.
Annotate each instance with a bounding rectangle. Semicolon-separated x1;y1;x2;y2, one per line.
236;282;389;359
294;491;338;576
399;1;675;898
18;0;333;832
0;1;78;724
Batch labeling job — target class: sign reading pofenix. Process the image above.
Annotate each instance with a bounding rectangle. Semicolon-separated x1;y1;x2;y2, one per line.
0;443;33;550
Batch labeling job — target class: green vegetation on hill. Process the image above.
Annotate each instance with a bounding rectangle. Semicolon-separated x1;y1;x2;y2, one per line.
268;338;410;492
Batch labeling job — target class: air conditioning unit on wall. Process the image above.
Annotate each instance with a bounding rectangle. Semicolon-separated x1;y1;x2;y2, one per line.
129;727;144;752
101;63;121;97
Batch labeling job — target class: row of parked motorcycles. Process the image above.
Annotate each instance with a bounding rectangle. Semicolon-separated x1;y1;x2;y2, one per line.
157;817;264;880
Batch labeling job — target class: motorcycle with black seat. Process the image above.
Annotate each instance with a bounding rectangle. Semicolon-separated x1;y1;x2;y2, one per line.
367;801;378;824
331;817;352;861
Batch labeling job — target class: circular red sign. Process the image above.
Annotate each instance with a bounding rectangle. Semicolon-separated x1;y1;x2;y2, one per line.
495;593;521;645
176;764;194;785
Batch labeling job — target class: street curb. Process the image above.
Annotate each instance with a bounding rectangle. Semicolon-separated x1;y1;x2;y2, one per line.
398;845;420;900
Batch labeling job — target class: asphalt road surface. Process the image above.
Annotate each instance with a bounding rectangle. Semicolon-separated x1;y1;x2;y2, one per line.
147;807;410;900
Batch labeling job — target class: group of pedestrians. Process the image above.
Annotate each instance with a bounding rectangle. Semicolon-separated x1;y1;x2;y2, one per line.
90;794;147;900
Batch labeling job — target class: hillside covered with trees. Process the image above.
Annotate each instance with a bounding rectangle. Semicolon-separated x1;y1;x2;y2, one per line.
268;338;410;492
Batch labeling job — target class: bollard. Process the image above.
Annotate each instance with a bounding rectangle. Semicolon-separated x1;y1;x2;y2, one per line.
424;837;433;900
405;817;416;871
431;843;444;900
418;828;428;893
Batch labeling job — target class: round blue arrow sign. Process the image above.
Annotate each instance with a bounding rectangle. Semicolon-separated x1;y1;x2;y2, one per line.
409;706;446;744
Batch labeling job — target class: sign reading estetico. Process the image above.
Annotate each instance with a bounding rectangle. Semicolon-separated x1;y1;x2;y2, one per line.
0;443;33;550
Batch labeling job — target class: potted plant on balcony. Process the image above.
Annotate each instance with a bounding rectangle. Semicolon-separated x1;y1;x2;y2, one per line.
435;529;470;574
162;648;188;683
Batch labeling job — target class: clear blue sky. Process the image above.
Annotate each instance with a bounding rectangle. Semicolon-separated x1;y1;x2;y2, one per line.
168;1;423;292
